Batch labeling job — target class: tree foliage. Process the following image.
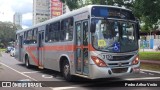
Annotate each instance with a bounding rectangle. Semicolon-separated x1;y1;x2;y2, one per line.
91;0;134;8
60;0;79;11
0;22;17;47
133;0;160;31
60;0;134;10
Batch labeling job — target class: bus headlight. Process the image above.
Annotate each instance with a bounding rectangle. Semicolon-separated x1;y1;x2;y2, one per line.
132;56;139;65
91;56;107;67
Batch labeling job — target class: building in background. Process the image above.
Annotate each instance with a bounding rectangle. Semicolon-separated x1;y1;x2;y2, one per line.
33;0;71;25
13;12;22;27
50;0;63;18
33;0;50;25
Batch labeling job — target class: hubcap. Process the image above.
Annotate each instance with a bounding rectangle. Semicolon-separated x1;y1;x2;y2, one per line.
64;64;69;77
26;59;28;66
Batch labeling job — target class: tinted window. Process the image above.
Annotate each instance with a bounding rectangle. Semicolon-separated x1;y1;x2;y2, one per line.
61;17;74;41
45;22;60;42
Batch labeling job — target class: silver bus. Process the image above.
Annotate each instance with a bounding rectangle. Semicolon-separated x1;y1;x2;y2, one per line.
15;5;140;81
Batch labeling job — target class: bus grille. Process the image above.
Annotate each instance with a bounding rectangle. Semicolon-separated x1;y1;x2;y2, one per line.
108;62;129;66
109;55;133;61
112;68;128;73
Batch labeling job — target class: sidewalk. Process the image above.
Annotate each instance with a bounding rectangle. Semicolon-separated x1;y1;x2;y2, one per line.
140;60;160;65
139;49;159;52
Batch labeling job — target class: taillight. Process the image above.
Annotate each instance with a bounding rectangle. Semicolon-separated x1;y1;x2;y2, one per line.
91;56;107;67
132;56;139;65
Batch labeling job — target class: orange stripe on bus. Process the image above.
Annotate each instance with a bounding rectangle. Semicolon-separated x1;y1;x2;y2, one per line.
26;47;39;65
25;44;95;52
24;44;95;66
88;44;96;51
44;45;75;51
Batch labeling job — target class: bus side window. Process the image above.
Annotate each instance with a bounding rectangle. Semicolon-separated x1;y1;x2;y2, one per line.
45;24;49;42
76;23;81;46
32;28;38;43
47;22;60;42
23;32;26;44
83;21;88;46
61;17;73;41
60;21;65;41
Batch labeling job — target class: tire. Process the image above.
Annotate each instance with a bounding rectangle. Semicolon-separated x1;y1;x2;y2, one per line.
25;56;30;68
62;60;73;81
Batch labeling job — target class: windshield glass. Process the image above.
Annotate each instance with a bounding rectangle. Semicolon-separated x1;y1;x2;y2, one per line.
91;18;138;53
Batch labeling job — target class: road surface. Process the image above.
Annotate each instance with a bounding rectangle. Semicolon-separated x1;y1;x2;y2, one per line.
0;52;160;90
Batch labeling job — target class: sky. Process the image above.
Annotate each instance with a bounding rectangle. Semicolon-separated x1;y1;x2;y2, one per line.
0;0;32;29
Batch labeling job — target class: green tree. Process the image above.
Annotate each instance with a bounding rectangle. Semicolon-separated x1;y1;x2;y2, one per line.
60;0;79;11
133;0;160;32
0;22;17;47
91;0;134;8
91;0;105;5
16;24;23;30
60;0;133;11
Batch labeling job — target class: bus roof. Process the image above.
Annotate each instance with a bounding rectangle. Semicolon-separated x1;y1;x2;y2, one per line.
16;5;131;34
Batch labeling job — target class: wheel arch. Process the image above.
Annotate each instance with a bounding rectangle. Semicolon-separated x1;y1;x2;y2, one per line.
59;55;70;73
24;53;29;63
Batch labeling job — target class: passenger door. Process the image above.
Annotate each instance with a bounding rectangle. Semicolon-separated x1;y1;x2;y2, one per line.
75;20;89;75
37;31;45;68
18;35;23;62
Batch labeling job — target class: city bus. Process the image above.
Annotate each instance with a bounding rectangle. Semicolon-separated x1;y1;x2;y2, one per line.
15;5;140;81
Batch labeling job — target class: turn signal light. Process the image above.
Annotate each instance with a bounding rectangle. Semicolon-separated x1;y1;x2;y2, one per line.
132;56;139;65
91;56;107;67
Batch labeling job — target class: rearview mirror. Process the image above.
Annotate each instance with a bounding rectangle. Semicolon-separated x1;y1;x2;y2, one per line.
136;21;140;39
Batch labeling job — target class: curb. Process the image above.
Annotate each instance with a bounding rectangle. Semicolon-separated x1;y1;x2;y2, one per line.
141;69;160;74
140;60;160;65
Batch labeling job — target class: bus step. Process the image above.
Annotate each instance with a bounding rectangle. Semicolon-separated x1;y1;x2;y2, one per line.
38;66;44;69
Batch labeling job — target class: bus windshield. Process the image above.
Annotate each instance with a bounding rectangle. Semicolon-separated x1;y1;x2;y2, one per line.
91;18;138;53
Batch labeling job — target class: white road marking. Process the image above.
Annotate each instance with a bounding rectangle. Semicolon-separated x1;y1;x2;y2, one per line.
0;62;54;90
42;75;53;79
140;71;145;73
0;62;38;81
125;77;160;81
51;87;77;90
148;73;154;76
140;71;147;74
22;71;40;74
18;79;31;81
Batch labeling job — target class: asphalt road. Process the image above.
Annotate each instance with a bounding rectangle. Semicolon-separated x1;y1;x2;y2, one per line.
0;52;160;90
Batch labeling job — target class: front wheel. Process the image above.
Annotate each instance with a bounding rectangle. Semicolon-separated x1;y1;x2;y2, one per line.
62;60;73;81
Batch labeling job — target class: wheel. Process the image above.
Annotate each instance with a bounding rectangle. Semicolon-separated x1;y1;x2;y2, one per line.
25;56;30;68
62;60;73;81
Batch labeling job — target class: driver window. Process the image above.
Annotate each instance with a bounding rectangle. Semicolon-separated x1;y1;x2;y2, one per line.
122;23;135;42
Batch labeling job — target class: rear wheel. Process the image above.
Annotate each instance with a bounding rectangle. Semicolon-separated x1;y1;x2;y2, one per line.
25;56;30;68
62;60;73;81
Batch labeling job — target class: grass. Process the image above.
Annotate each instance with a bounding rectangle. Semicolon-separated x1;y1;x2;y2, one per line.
0;48;5;52
139;51;160;61
141;63;160;71
0;48;5;57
